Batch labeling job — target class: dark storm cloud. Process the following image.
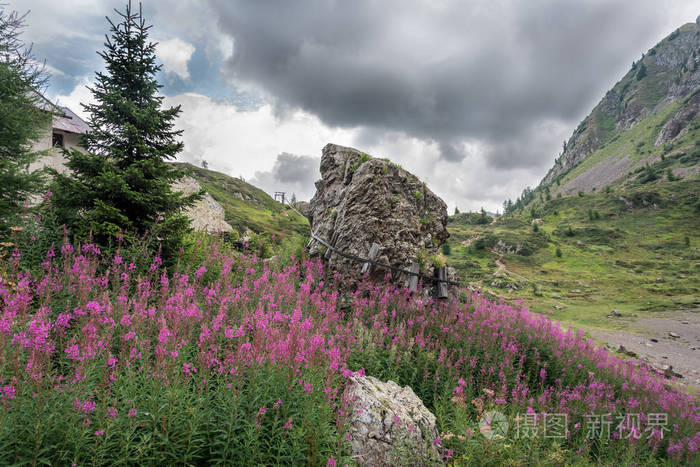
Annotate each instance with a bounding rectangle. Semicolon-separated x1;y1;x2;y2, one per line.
251;153;320;201
208;0;690;164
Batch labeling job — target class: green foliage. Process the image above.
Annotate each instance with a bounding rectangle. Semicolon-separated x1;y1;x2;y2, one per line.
578;191;584;197
49;3;199;261
441;242;451;256
413;189;424;201
555;246;562;258
429;253;447;268
0;9;52;237
635;61;647;81
637;163;659;184
532;222;539;232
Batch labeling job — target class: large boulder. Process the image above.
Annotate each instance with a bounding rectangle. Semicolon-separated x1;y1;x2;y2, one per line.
308;144;449;285
342;376;442;466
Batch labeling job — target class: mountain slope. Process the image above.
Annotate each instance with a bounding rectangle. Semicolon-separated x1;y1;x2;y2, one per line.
173;162;310;240
443;21;700;380
539;20;700;195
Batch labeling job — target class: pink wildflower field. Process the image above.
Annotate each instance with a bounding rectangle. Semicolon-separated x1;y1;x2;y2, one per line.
0;240;698;465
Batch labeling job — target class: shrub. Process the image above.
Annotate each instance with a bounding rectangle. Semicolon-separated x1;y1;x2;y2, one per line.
555;246;563;257
441;242;451;256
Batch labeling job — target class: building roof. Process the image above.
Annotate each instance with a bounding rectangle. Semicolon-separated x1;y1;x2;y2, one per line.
53;106;91;134
29;89;91;134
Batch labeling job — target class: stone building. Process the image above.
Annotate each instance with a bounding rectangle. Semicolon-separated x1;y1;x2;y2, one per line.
29;93;90;173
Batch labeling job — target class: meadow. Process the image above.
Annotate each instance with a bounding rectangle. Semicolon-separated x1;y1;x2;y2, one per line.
0;234;698;465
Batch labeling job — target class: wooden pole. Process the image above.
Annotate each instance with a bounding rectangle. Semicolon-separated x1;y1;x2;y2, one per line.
361;243;380;275
436;266;448;299
406;262;419;293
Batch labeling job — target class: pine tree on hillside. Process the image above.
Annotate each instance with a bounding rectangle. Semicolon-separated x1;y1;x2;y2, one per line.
0;9;51;237
50;1;199;257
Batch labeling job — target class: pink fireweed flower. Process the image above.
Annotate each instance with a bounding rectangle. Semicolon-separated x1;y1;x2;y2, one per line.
1;385;15;401
326;457;336;467
283;418;293;431
107;407;118;419
94;429;104;436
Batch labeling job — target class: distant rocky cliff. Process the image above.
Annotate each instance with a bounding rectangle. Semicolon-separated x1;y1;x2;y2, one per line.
309;143;449;285
541;20;700;187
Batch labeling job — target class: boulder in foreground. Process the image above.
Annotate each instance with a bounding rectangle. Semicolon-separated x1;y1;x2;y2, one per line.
342;375;441;466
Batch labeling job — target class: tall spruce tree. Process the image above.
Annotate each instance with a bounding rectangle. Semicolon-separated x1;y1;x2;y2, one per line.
0;8;51;237
51;1;199;257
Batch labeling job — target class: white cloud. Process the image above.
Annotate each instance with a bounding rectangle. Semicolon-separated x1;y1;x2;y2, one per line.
51;77;95;120
156;38;195;79
163;92;358;182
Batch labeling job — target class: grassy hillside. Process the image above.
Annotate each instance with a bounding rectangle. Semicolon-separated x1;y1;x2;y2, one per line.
173;162;310;240
446;179;700;332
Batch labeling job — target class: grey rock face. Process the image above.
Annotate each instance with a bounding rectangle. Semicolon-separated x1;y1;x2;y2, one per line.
290;201;311;220
655;92;700;145
309;143;449;285
342;376;441;466
171;176;233;233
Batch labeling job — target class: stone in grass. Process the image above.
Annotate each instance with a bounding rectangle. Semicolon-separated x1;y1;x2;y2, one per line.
342;375;442;466
618;345;637;358
610;309;622;317
669;332;680;339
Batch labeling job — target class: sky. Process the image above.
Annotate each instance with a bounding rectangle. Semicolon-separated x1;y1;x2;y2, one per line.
9;0;700;212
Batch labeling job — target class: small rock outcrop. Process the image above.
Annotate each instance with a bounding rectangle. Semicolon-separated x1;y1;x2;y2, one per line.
171;176;233;233
308;144;449;285
655;92;700;146
290;201;311;220
342;376;441;466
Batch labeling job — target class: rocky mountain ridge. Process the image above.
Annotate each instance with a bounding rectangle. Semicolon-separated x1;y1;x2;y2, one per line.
540;19;700;190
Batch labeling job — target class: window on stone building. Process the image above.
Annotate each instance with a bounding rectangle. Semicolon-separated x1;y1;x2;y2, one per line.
52;132;64;148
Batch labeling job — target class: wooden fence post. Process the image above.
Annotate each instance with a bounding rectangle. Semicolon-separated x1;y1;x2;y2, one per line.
406;262;419;293
324;231;339;259
307;227;319;249
436;266;448;299
361;243;380;275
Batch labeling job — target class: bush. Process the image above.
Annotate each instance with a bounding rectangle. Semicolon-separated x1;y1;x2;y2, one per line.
441;242;451;256
555;247;562;257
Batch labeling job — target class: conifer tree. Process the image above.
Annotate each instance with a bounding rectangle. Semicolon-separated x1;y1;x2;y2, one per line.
51;1;199;257
0;8;51;236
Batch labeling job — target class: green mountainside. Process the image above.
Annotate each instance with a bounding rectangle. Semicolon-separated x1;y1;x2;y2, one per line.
446;179;699;331
447;21;700;333
173;162;310;240
537;21;700;196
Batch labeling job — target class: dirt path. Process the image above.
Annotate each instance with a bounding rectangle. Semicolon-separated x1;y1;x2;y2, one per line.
489;250;530;282
588;311;700;386
460;234;480;247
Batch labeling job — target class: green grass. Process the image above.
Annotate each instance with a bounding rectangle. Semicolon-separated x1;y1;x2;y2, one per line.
173;163;310;241
445;179;700;332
